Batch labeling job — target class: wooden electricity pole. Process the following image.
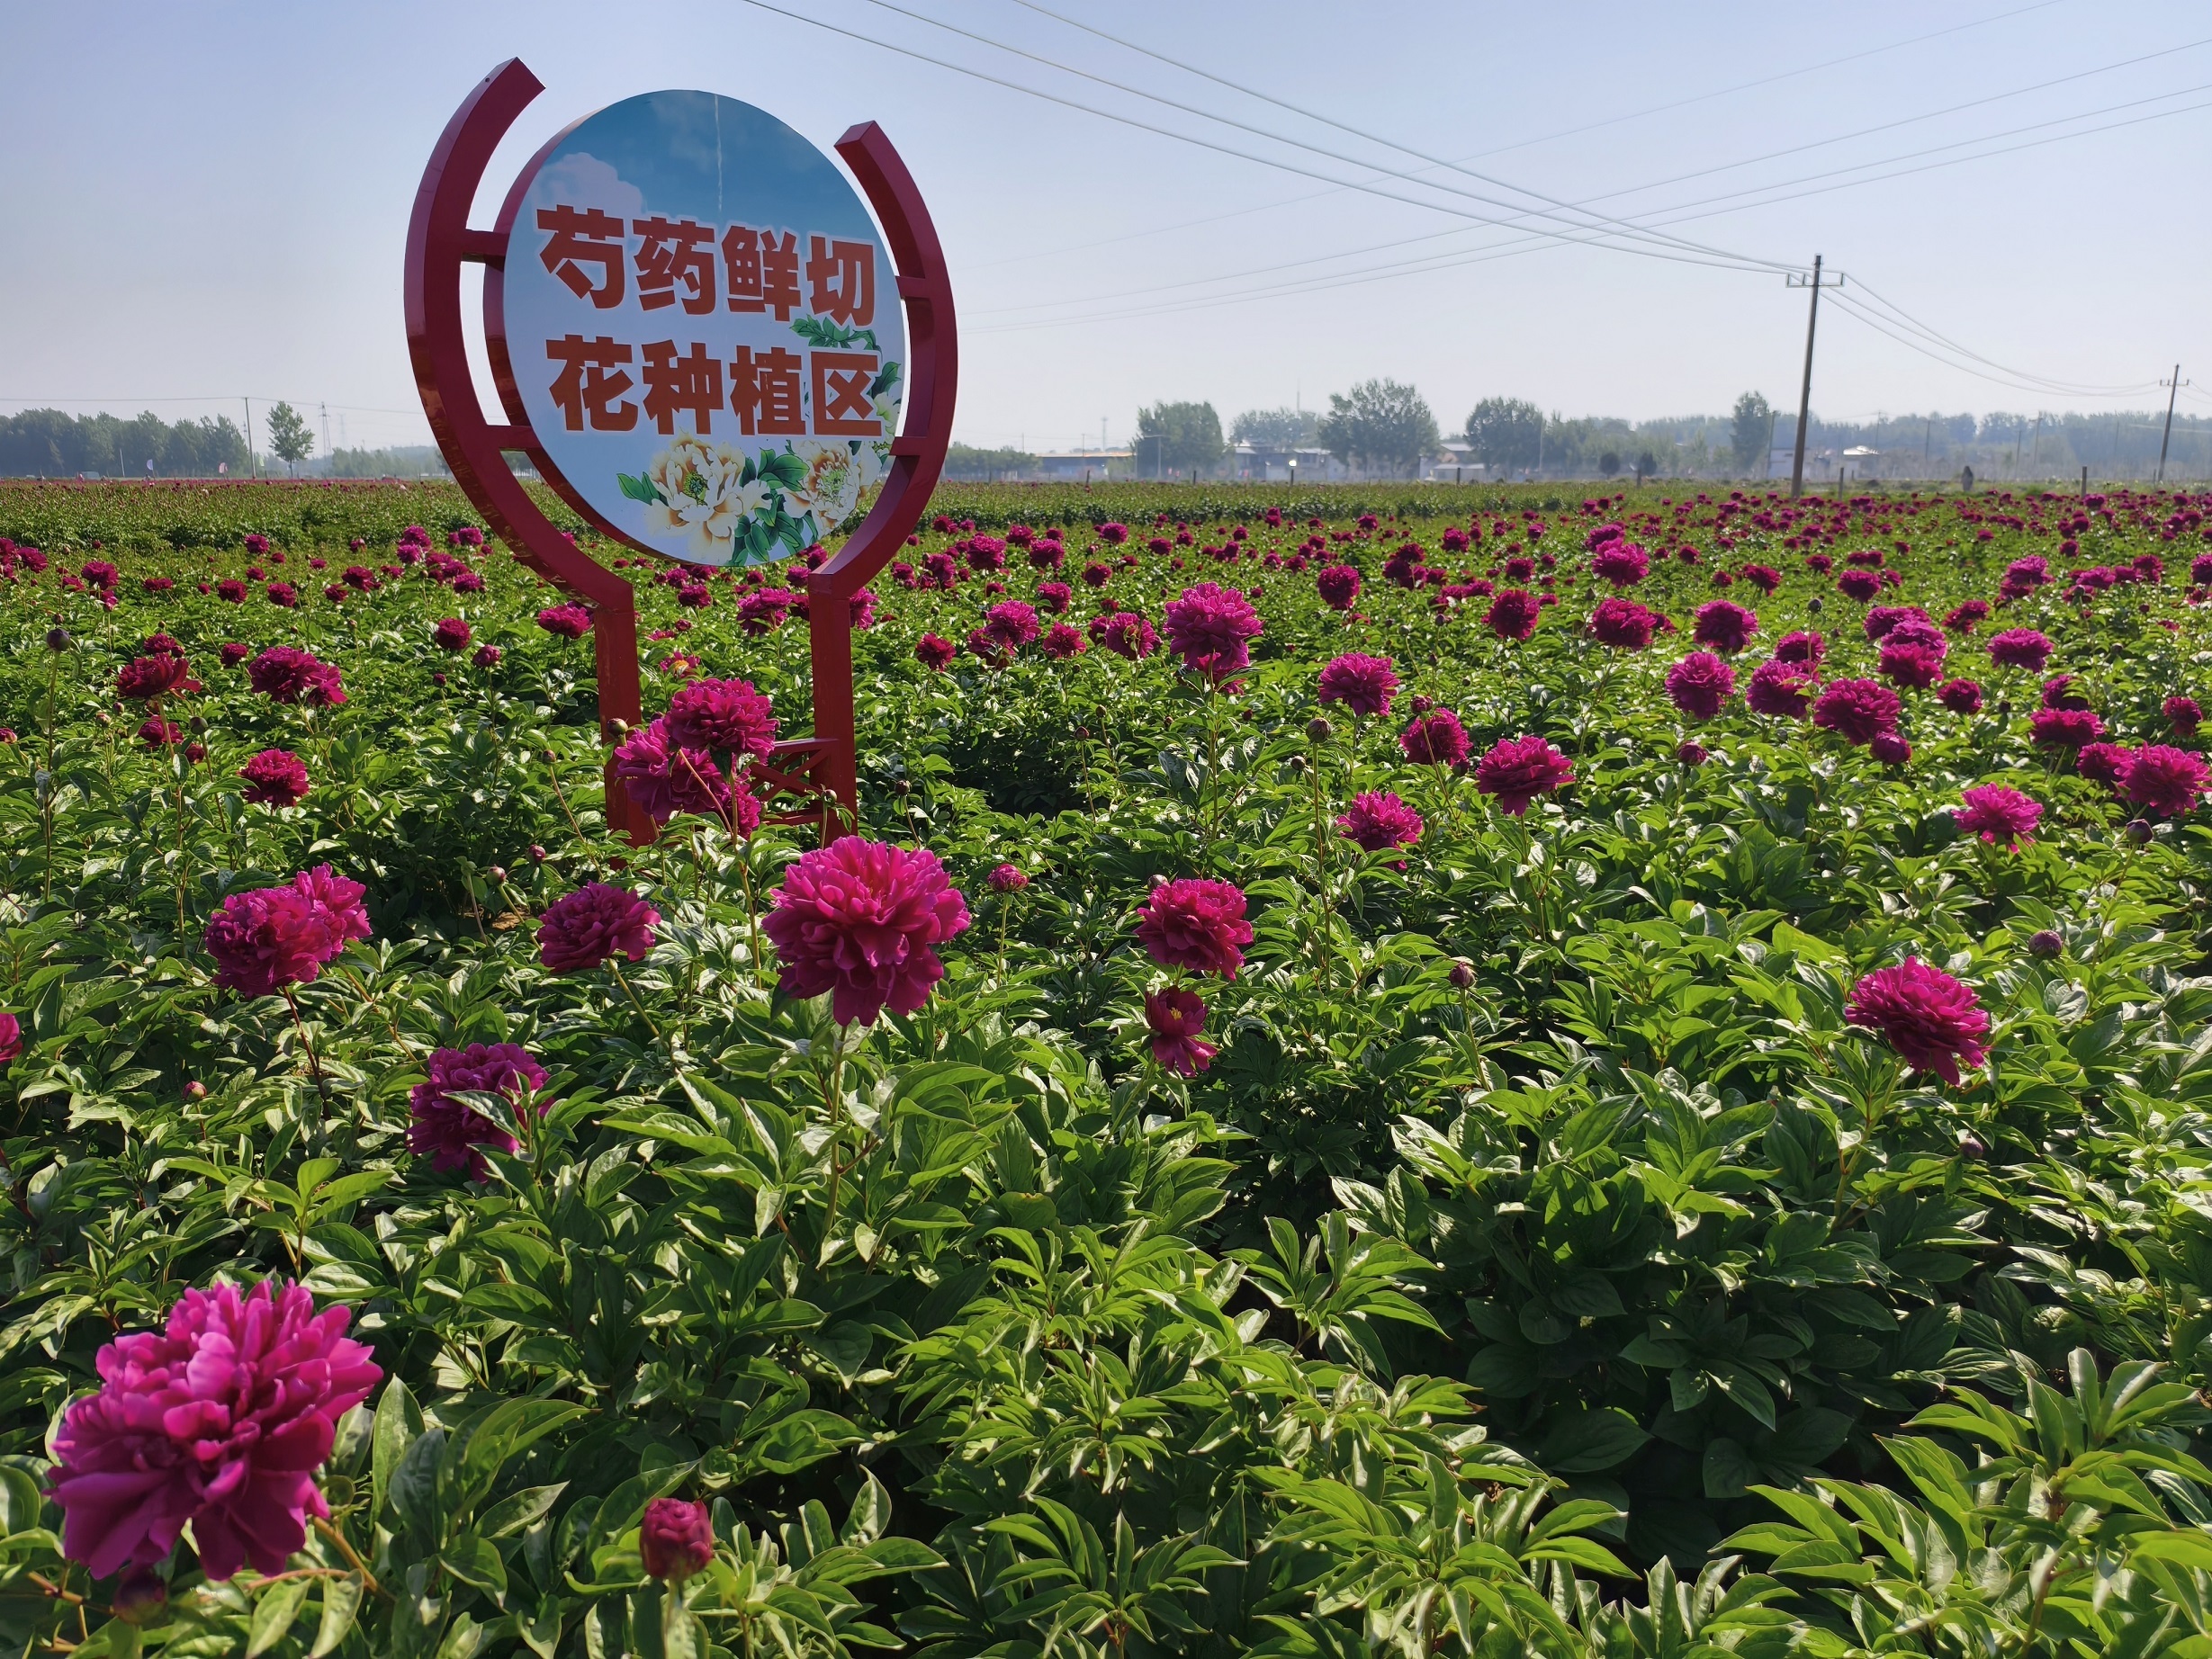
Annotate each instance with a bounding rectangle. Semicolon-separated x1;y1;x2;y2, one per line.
1787;256;1843;498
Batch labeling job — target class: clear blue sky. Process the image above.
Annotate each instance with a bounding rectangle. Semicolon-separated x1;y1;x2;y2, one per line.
3;0;2208;456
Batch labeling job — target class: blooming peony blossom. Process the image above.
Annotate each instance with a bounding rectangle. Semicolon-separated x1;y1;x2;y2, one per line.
1937;677;1983;714
1746;659;1816;719
2163;695;2201;737
117;655;197;702
247;647;346;706
0;1009;20;1063
1836;569;1883;602
1485;588;1542;642
2030;707;2103;749
1474;736;1574;815
49;1279;382;1581
1163;583;1263;680
1871;731;1913;766
1987;628;2053;671
641;1499;715;1583
1398;707;1470;767
762;838;970;1025
1666;652;1736;721
1773;630;1826;668
238;749;310;808
663;677;778;761
1144;987;1217;1076
1336;790;1424;856
409;1043;549;1179
535;604;593;639
1134;877;1253;979
1041;622;1086;659
1316;564;1362;610
2075;742;2132;787
537;883;660;974
1089;612;1159;660
985;601;1040;648
2118;744;2208;818
914;632;956;670
1812;678;1901;746
1879;641;1947;690
1847;956;1991;1086
432;617;472;652
1589;541;1649;587
1954;785;2041;848
203;866;372;998
1587;596;1658;650
614;719;733;825
1317;653;1399;717
1692;600;1758;654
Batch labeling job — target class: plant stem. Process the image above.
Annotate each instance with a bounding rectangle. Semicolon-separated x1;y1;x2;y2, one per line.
607;957;661;1039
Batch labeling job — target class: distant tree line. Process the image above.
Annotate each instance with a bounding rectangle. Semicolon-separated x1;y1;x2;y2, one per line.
0;408;249;478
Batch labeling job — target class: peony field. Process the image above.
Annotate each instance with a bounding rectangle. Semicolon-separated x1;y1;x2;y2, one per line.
4;473;2212;1657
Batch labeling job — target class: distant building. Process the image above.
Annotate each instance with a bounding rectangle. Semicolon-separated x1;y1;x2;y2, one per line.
1422;441;1482;482
1036;448;1132;481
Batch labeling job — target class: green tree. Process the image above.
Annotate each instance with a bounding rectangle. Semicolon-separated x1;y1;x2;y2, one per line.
1231;406;1319;449
1730;391;1774;475
1463;396;1544;476
264;400;314;476
1132;401;1225;478
1318;379;1438;478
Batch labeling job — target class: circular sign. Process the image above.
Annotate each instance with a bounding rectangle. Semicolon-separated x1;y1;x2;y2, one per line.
503;91;904;567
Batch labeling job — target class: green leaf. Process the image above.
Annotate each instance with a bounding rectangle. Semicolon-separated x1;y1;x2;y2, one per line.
1539;1408;1650;1473
247;1576;314;1657
310;1573;365;1657
618;472;661;504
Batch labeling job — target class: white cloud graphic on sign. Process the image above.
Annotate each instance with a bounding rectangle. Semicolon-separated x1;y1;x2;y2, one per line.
530;151;644;220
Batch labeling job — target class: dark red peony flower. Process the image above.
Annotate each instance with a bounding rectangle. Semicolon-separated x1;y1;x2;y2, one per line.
641;1498;715;1583
1163;583;1263;680
1474;736;1574;817
535;604;593;639
1812;678;1901;745
1667;651;1736;721
1589;542;1649;587
537;883;660;974
1134;877;1253;979
408;1042;549;1179
1316;564;1362;609
1088;612;1158;660
1879;641;1947;690
432;617;472;652
1773;630;1826;667
664;677;778;761
2163;695;2201;737
2030;707;2103;749
762;838;971;1025
1954;785;2041;848
915;632;956;670
247;646;345;706
1398;707;1470;767
613;719;733;826
1485;587;1542;641
203;866;372;998
1317;652;1399;717
1587;596;1658;650
1746;659;1815;718
117;655;196;702
1847;956;1991;1086
986;863;1030;893
1144;987;1217;1076
985;600;1040;648
1041;622;1086;659
1937;677;1983;714
1692;599;1758;654
1835;569;1883;601
238;749;310;807
48;1279;382;1582
1987;628;2053;671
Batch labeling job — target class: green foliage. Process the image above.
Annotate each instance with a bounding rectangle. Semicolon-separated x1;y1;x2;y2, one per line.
1318;381;1439;479
1733;392;1776;475
1133;402;1227;478
1463;397;1546;476
265;402;316;474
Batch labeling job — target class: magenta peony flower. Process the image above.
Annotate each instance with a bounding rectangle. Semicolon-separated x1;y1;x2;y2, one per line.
1812;678;1901;745
2030;707;2103;749
1870;731;1913;766
1746;659;1816;718
1317;653;1399;717
1134;877;1253;979
1954;785;2041;848
1666;652;1737;721
641;1498;715;1583
1987;628;2053;671
1587;596;1658;650
408;1043;549;1179
536;604;593;639
1937;677;1983;714
0;1009;20;1063
220;641;252;668
1835;569;1883;602
1879;641;1947;690
247;646;345;706
203;866;372;999
1692;600;1758;654
664;677;778;761
1398;707;1470;767
2163;695;2202;737
432;617;472;652
1589;542;1649;587
1034;580;1073;614
2119;744;2208;817
238;749;310;808
537;883;660;974
1088;612;1159;660
1677;740;1708;766
117;655;197;702
1474;736;1573;815
1847;956;1991;1086
2040;675;2091;713
985;601;1040;648
1163;583;1263;680
1485;587;1542;642
915;632;956;670
138;716;185;750
1041;622;1086;659
1144;987;1217;1077
1316;564;1362;610
986;864;1030;893
2076;742;2132;786
613;719;732;826
48;1279;382;1581
1774;630;1826;668
762;838;970;1026
1862;605;1925;643
1336;790;1424;856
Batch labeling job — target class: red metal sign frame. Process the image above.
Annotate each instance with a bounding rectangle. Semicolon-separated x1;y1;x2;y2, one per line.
403;58;956;842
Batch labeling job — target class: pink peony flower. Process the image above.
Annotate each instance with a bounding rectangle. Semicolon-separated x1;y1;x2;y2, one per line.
1812;678;1901;745
408;1043;548;1179
915;632;956;670
1144;987;1217;1076
117;655;197;702
1163;583;1263;680
1134;877;1253;979
1589;542;1649;587
641;1499;715;1583
1587;596;1658;650
48;1279;382;1581
1667;652;1736;721
536;605;593;639
2163;695;2201;737
432;617;472;652
0;1009;19;1063
537;883;660;973
1692;600;1758;654
2119;744;2208;817
664;677;778;761
1474;735;1573;815
1336;790;1424;856
1847;956;1991;1086
1987;628;2053;671
1040;622;1086;659
1317;653;1399;717
1316;564;1362;610
2030;707;2103;749
1088;612;1158;660
1937;677;1983;714
1879;641;1947;690
761;838;971;1026
1746;659;1816;718
1954;785;2041;848
247;647;345;706
238;749;310;808
1398;707;1470;767
613;719;732;825
985;601;1040;648
1773;630;1826;668
2075;742;2132;786
203;866;372;998
1485;587;1542;642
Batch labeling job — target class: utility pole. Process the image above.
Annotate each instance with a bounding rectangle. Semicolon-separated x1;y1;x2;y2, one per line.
243;397;257;480
2158;365;2188;483
1786;256;1843;498
320;401;331;463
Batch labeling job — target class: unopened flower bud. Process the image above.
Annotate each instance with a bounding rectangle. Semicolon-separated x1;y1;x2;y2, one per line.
489;866;508;884
1448;958;1475;990
2027;929;2063;960
1677;740;1707;766
2125;819;2154;844
1806;596;1823;614
608;718;630;739
1956;1130;1986;1160
640;1498;714;1583
1306;716;1333;742
112;1568;167;1625
184;1081;207;1101
529;844;547;863
46;627;71;651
